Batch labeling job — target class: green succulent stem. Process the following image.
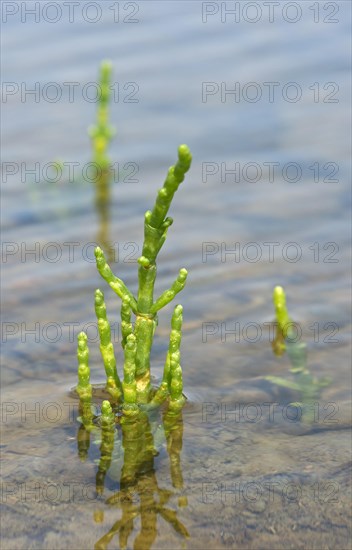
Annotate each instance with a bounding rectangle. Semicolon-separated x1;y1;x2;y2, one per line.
148;144;192;231
121;298;133;349
132;145;192;389
122;334;139;416
168;305;186;412
95;289;123;400
77;332;92;402
149;353;171;407
95;247;138;311
151;269;188;314
273;285;295;341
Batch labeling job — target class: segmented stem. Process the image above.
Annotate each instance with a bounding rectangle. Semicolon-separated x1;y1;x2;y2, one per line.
273;286;293;339
77;332;92;402
168;305;185;412
95;247;137;311
95;289;122;400
151;269;188;314
122;334;139;416
148;144;192;231
149;352;171;407
121;298;133;349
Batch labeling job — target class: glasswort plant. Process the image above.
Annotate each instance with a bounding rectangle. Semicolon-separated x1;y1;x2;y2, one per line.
266;286;331;420
76;144;192;416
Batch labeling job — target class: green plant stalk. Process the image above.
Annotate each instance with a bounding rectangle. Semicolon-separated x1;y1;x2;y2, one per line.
273;285;294;341
95;289;123;400
149;353;171;407
168;305;185;412
76;333;95;457
122;334;139;417
149;304;184;408
169;352;185;411
77;332;92;402
133;145;191;401
95;247;137;310
121;298;133;349
273;286;306;373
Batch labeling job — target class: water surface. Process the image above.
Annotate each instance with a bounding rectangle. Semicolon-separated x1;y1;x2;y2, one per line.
2;2;351;548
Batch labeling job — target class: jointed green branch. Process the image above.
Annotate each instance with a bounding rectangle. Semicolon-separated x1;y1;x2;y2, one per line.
148;144;192;231
95;247;138;311
95;289;123;401
121;298;133;349
151;269;188;314
273;285;294;342
77;332;92;402
122;334;139;415
149;304;184;409
168;305;186;412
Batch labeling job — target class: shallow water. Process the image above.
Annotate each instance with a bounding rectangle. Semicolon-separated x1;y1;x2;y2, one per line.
2;2;351;549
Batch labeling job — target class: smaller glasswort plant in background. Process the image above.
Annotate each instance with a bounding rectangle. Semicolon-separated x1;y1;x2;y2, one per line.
88;60;115;173
267;286;331;422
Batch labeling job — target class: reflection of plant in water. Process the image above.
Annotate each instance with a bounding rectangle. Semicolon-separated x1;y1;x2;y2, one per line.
77;398;188;550
267;286;331;420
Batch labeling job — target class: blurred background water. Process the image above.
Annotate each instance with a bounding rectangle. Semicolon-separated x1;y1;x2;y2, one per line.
1;1;351;549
